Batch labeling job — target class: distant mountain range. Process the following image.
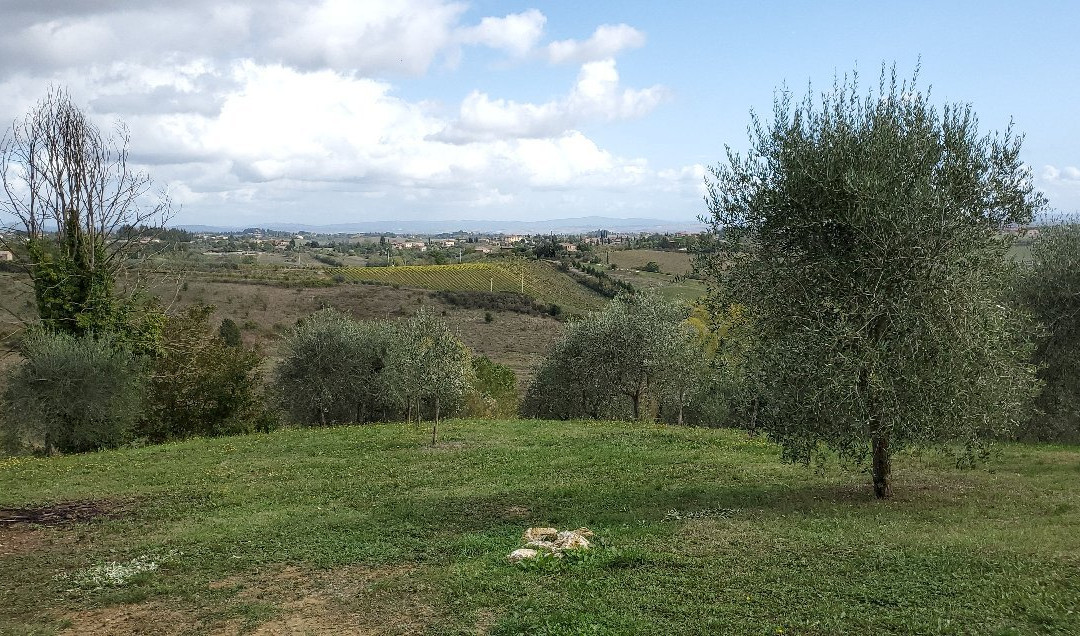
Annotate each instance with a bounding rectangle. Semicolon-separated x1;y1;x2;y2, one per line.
176;216;706;235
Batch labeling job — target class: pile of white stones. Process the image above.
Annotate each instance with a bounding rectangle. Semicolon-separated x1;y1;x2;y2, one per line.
507;526;594;562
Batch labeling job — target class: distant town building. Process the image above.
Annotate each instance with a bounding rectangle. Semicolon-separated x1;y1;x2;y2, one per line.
0;251;13;261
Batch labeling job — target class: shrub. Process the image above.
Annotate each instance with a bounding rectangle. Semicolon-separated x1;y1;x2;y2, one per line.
465;356;519;418
142;306;268;441
273;309;396;425
218;317;243;346
2;331;143;454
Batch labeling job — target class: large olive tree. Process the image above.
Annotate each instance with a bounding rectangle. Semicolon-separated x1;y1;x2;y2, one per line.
701;65;1044;498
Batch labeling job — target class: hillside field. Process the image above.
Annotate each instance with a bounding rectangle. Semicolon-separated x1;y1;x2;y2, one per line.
604;249;694;275
0;271;565;389
2;420;1078;635
334;261;606;312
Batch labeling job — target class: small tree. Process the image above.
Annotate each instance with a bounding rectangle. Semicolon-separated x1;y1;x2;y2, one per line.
272;309;395;426
143;306;268;441
218;318;243;347
2;331;143;454
1;86;170;341
1018;223;1080;440
702;65;1044;498
388;308;472;444
522;293;703;422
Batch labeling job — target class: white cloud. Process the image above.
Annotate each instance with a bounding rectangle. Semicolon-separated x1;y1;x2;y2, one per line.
456;9;546;58
436;59;667;143
547;24;646;64
1041;164;1080;183
0;2;697;223
267;0;466;75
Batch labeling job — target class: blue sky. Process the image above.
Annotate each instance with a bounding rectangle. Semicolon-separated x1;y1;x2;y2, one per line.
1;1;1076;226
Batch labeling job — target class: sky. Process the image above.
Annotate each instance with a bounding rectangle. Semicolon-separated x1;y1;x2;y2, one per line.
0;0;1077;227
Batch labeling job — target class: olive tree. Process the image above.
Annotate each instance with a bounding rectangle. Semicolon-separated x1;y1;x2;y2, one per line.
522;293;704;422
387;308;471;444
2;330;143;454
273;309;394;426
1018;223;1080;440
702;65;1044;498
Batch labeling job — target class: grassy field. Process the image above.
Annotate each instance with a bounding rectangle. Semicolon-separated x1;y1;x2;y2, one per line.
605;269;707;303
604;249;694;275
334;262;606;313
2;420;1078;635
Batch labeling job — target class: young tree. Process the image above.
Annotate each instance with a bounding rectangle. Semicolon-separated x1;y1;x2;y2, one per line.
0;86;170;339
522;293;703;422
273;309;369;426
702;65;1044;498
388;308;472;444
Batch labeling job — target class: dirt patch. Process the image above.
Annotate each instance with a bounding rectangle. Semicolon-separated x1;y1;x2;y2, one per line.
213;563;435;635
65;603;192;635
0;526;48;556
503;505;530;519
0;499;128;527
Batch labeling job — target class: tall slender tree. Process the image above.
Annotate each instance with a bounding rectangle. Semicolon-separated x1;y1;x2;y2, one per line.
0;86;170;337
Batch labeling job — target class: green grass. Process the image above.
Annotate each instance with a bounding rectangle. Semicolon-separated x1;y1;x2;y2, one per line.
2;420;1079;634
604;249;694;275
333;261;605;312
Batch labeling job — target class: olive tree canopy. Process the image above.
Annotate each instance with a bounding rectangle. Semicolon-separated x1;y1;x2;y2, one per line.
701;65;1045;498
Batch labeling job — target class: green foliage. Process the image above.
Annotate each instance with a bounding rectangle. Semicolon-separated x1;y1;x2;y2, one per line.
29;227;121;338
642;261;661;273
1017;223;1080;440
2;330;143;454
522;293;706;422
218;317;243;347
465;356;519;418
272;309;396;426
387;307;473;442
701;64;1044;496
142;306;269;441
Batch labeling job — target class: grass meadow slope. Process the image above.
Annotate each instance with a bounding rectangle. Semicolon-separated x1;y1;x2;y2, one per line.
2;420;1078;635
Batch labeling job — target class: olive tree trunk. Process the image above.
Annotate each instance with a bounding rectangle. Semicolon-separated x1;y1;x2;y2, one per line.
872;434;892;499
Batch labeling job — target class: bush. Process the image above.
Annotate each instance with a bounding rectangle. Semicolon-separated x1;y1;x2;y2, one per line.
522;294;701;421
2;331;143;454
218;317;243;346
465;356;519;418
142;306;269;441
273;309;396;425
642;261;661;273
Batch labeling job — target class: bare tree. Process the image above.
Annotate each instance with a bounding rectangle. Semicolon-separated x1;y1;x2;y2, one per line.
0;86;171;336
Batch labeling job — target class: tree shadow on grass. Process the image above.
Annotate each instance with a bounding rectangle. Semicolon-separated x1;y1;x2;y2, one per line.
378;472;988;536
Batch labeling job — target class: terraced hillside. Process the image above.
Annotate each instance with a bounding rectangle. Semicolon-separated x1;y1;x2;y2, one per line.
335;261;606;311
